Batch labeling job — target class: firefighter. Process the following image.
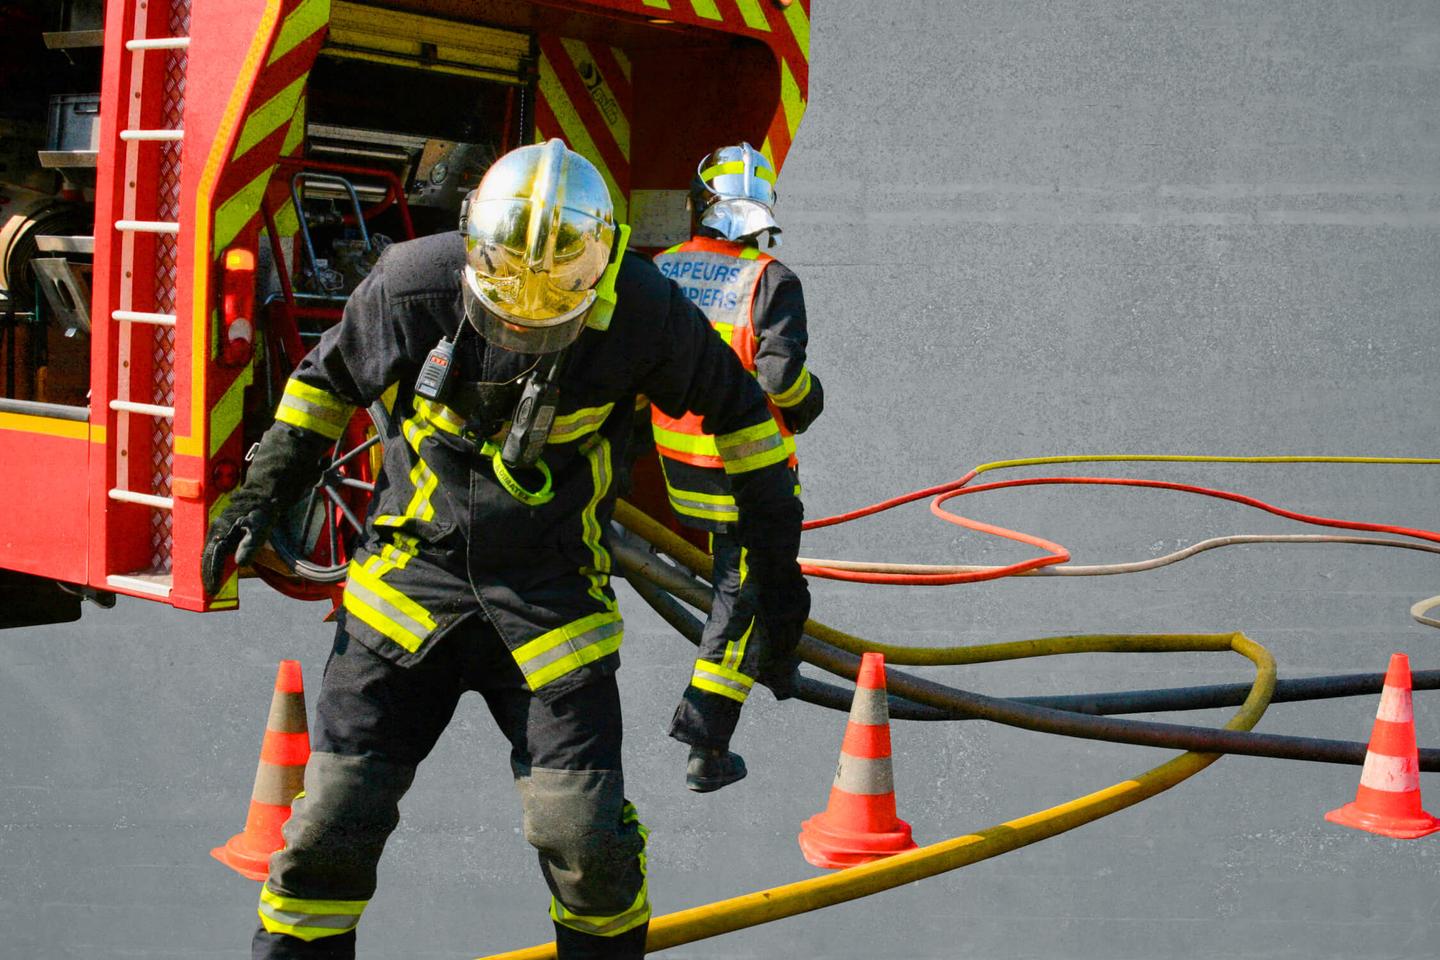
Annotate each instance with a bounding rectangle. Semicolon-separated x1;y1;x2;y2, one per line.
649;142;824;792
201;140;809;960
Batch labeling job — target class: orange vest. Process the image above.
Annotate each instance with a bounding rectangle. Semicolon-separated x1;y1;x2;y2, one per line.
650;237;798;470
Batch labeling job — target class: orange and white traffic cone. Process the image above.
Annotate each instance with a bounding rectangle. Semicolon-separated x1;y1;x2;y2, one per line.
799;652;919;868
212;660;311;880
1325;653;1440;840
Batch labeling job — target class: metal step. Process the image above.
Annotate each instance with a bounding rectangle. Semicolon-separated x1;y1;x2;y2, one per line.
43;30;105;49
106;571;173;599
38;150;99;168
35;235;95;255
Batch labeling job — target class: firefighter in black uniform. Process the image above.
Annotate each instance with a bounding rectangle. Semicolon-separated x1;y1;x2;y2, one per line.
649;142;823;792
202;140;809;960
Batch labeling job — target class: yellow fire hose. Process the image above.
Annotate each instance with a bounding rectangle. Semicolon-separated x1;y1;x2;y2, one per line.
473;502;1277;959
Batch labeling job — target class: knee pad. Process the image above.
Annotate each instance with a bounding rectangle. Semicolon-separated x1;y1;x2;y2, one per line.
268;752;416;900
516;767;645;915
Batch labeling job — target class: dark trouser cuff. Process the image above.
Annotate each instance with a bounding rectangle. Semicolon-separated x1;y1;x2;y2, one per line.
554;920;648;960
252;929;356;960
668;685;743;749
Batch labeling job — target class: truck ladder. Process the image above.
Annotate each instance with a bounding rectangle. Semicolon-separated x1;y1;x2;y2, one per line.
105;3;191;599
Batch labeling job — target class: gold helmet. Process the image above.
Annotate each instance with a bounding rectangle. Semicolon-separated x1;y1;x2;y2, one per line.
462;139;615;353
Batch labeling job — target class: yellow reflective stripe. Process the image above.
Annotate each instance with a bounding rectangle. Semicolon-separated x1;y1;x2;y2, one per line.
697;657;754;689
580;437;615;608
664;485;738;524
280;95;307;156
692;662;753;704
275;378;353;440
411;396;465;436
652;423;720;458
769;366;812;408
734;0;771;32
663;242;684;253
514;611;624;691
343;559;436;654
699;161;777;184
689;0;722;21
712;321;735;345
722;547;753;670
714;419;787;474
783;0;811;61
399;411;444;522
737;246;762;260
258;883;365;942
549;403;615;444
214;162;275;253
210;359;254;457
778;57;804;139
233;73;307;160
266;0;330;66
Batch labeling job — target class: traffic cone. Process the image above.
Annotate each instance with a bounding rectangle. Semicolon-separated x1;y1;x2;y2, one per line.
212;660;310;880
1325;653;1440;840
799;652;919;868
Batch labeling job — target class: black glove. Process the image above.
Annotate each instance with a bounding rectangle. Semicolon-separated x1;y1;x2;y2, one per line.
201;423;330;595
778;372;823;435
732;463;810;700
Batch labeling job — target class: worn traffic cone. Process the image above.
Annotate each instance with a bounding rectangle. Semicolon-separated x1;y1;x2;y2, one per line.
1325;653;1440;840
799;652;919;868
212;660;310;880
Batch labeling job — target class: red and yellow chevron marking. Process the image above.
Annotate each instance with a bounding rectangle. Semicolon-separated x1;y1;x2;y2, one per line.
536;36;634;223
185;0;329;605
617;0;810;170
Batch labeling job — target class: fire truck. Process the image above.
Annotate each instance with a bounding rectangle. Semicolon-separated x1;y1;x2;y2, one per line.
0;0;812;628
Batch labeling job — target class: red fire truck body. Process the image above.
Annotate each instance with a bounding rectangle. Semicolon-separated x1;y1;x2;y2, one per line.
0;0;812;627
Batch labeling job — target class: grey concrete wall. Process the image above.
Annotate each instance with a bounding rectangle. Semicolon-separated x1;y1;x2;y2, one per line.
4;1;1440;956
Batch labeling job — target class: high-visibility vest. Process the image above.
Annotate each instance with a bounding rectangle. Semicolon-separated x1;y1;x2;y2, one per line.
651;236;798;470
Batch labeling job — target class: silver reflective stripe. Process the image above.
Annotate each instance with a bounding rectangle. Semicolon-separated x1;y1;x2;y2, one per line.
716;430;784;463
258;906;360;931
667;490;738;521
551;403;615;443
692;666;751;697
520;617;625;678
833;754;896;796
848;686;890;726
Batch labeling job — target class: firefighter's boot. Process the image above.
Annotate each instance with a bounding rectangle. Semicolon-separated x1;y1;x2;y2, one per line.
685;745;747;793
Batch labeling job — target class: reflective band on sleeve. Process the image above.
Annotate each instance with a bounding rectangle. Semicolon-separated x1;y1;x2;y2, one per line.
691;658;754;704
737;246;762;260
550;802;651;937
549;403;615;444
411;396;465;436
513;611;625;691
652;423;721;460
258;884;367;942
342;558;437;654
769;366;812;408
665;486;739;525
274;378;354;440
714;418;788;474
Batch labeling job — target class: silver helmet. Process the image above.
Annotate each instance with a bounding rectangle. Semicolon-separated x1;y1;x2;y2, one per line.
461;139;615;353
692;141;780;246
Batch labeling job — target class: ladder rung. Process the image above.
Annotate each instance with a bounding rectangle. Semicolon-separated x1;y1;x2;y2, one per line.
115;219;180;235
112;309;176;327
121;129;184;142
108;489;174;510
126;37;191;51
110;399;175;418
